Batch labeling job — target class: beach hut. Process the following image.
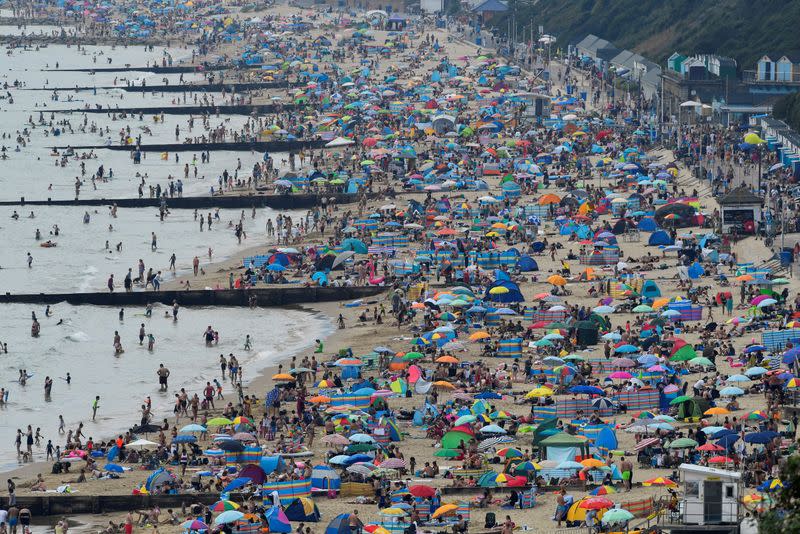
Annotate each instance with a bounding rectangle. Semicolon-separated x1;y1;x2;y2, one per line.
648;230;673;246
311;465;341;491
679;464;742;525
285;497;321;522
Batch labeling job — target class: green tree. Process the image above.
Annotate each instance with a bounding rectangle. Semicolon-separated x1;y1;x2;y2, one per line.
759;455;800;533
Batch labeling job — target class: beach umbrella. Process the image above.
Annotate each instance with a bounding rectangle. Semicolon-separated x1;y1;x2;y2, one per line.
479;424;507;434
514;461;541;473
726;375;750;383
454;415;477;426
601;509;633;525
432;504;459;519
211;501;240;512
569;385;605;395
579;497;614;510
697;443;725;452
689;356;715;367
608;371;633;379
668;438;698;449
643;477;677;486
379;458;406;469
206;417;233;426
590;486;617;495
180;424;207;433
409;485;436;498
496;447;523;458
746;410;768;421
525;387;554;398
719;386;745;396
744;431;780;444
434;449;462;458
716;435;740;449
614;345;639;354
182;520;210;531
758;479;783;492
547;274;567;286
745;367;768;377
592;397;614;410
214;511;245;525
349;433;375;443
104;463;125;473
127;439;158;449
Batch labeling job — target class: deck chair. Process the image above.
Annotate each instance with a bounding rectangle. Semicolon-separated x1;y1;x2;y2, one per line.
484;512;496;529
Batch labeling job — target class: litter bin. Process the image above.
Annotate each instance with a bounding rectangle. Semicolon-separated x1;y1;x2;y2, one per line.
580;91;587;101
780;249;794;266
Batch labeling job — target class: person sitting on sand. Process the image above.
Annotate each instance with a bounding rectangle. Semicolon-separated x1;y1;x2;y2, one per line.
68;468;86;484
30;473;47;492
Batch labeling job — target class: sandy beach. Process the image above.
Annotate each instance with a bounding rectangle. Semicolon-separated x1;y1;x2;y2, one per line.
1;3;798;534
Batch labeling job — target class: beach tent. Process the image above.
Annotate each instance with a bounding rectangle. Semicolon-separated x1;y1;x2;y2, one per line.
285;497;321;522
144;468;177;492
532;418;559;446
260;455;286;475
516;255;539;271
637;217;658;232
676;397;711;421
441;430;473;449
594;427;618;454
239;464;267;485
539;433;590;461
688;262;705;279
641;280;661;299
478;470;500;487
266;505;292;533
648;231;673;246
326;514;352;534
311;465;341;490
484;280;524;302
572;320;599;345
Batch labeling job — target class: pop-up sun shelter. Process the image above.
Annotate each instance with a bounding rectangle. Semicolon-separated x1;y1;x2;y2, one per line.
641;280;661;299
676;397;711;421
538;433;590;461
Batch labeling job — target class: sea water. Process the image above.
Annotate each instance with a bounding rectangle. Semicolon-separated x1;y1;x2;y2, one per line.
0;37;326;472
0;302;331;471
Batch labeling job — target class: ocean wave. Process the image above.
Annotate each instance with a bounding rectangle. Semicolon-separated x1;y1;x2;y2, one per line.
65;331;89;342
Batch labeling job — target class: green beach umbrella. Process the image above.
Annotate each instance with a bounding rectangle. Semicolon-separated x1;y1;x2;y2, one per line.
670;345;697;361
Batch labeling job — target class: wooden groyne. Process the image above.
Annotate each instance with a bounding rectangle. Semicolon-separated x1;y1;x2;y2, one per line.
44;64;236;74
0;493;218;516
0;192;358;210
29;81;296;93
52;103;297;116
53;139;327;153
0;286;386;307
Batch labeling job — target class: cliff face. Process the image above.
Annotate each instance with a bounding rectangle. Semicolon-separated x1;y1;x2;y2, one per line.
498;0;800;68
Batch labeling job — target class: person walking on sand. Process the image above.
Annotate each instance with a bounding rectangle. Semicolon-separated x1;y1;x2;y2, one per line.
92;395;100;421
